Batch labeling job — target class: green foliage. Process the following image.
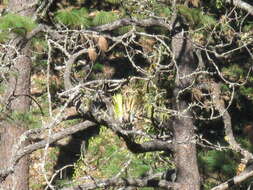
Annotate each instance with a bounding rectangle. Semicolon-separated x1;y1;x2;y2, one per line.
105;0;121;4
222;64;244;82
158;7;172;17
117;25;133;34
0;13;36;40
203;181;219;190
117;25;144;35
220;84;230;92
216;0;224;9
178;5;216;28
0;13;36;32
73;126;169;182
122;0;171;19
1;0;8;4
142;86;170;130
54;8;90;28
199;150;237;177
0;84;5;95
32;60;48;71
2;1;253;189
93;62;104;71
11;111;42;129
148;1;173;18
240;86;253;100
30;183;44;190
242;22;253;32
32;38;48;53
54;179;73;188
0;31;9;42
237;137;253;152
92;11;118;26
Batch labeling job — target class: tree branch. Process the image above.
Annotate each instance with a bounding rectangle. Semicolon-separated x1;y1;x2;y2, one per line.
226;0;253;15
16;121;95;158
60;175;181;190
64;49;88;90
99;114;174;153
211;82;253;160
120;134;174;153
90;18;171;32
211;164;253;190
26;17;172;41
0;121;96;181
210;82;253;189
90;103;174;153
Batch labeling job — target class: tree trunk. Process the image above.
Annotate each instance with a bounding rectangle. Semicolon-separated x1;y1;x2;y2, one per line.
0;0;35;189
171;28;200;189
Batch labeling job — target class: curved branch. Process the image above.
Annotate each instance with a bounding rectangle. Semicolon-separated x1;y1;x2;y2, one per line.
210;82;253;189
211;82;253;160
64;49;88;90
226;0;253;15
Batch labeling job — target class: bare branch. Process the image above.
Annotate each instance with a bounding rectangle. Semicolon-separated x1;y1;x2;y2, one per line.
120;134;174;153
0;121;96;181
90;18;171;32
16;121;96;162
226;0;253;15
64;49;88;90
60;175;181;190
211;82;253;161
211;164;253;190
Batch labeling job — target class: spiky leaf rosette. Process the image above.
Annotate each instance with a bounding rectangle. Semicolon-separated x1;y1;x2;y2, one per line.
112;93;124;122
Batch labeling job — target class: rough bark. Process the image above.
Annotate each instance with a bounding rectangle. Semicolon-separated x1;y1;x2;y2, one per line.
171;27;200;189
0;56;31;190
8;0;35;17
0;0;35;189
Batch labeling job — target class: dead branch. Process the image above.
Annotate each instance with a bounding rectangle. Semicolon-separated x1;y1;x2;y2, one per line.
211;164;253;190
60;175;181;190
0;121;96;182
226;0;253;15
